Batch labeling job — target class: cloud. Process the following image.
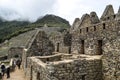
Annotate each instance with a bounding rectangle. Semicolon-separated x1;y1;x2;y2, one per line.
0;0;120;24
53;0;120;24
0;0;56;21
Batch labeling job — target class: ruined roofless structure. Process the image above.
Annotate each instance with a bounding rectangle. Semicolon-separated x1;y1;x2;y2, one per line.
11;4;120;80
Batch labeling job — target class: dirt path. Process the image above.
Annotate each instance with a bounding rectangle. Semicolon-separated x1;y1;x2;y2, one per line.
3;68;27;80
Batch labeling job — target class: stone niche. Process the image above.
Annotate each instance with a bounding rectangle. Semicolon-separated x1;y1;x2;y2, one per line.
25;53;102;80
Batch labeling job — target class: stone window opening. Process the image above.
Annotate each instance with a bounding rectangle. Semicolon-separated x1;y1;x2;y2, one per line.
94;26;96;31
37;72;40;80
82;75;86;80
56;43;60;52
62;65;65;68
80;29;81;33
114;15;116;19
86;27;88;32
98;40;103;55
68;46;71;54
103;23;106;29
107;17;110;20
39;49;42;52
46;58;49;61
91;14;95;17
81;40;85;54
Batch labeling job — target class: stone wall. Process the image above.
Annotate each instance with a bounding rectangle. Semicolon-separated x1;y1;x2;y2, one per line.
51;59;102;80
50;31;71;54
21;49;27;71
8;47;24;58
25;57;49;80
102;37;120;80
71;20;117;54
22;5;120;80
25;54;102;80
27;30;55;56
71;19;120;80
70;5;120;80
36;53;62;63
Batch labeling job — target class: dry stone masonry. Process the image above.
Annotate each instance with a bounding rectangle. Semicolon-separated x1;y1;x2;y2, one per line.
20;4;120;80
25;54;102;80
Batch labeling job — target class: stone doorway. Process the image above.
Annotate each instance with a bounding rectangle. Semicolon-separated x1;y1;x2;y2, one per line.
56;43;60;52
98;40;103;55
37;72;40;80
68;46;71;54
81;40;85;54
82;75;86;80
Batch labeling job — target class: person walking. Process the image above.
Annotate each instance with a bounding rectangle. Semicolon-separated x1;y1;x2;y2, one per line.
6;66;10;78
1;63;6;76
16;59;21;69
12;59;16;71
0;70;2;79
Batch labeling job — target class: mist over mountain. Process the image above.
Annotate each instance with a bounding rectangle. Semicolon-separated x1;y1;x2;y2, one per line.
0;8;31;22
0;0;120;24
0;14;70;43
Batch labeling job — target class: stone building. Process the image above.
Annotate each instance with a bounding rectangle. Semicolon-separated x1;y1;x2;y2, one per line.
7;29;55;59
70;4;120;80
25;54;102;80
20;5;120;80
21;4;120;80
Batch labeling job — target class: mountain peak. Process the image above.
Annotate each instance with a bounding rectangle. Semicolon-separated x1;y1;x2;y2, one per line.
35;14;70;27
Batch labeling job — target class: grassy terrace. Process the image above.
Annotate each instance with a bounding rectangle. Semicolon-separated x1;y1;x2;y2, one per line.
0;30;37;56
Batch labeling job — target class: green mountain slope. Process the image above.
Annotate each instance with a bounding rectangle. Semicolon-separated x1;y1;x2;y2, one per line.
0;20;30;42
35;14;70;27
0;14;70;43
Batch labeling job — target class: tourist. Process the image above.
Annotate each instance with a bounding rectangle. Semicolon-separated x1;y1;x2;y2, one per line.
6;66;10;78
16;59;21;69
12;59;16;70
0;71;2;79
1;63;6;76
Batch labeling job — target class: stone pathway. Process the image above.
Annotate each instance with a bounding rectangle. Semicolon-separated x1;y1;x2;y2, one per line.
3;68;27;80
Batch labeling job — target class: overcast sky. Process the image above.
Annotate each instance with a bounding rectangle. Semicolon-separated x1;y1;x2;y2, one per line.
0;0;120;24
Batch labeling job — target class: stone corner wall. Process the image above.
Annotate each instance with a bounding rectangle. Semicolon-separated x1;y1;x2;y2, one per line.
25;56;103;80
102;38;120;80
27;30;55;57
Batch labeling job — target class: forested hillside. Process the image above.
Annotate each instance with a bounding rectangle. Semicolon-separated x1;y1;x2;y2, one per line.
0;14;70;43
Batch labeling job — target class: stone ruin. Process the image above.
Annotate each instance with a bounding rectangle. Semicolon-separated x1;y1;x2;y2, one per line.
25;53;102;80
7;4;120;80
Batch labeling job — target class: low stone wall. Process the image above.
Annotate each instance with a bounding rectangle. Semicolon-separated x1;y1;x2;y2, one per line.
25;57;49;80
25;55;102;80
36;53;63;63
51;59;102;80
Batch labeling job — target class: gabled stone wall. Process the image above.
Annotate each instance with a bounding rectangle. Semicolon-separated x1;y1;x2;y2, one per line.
70;5;120;80
22;4;120;80
27;30;55;56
